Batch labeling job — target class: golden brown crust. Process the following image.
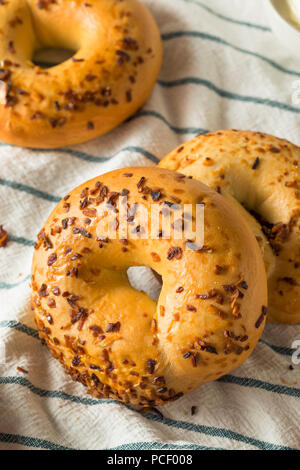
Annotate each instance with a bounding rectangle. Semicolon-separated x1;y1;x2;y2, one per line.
31;167;267;405
0;0;162;148
159;129;300;324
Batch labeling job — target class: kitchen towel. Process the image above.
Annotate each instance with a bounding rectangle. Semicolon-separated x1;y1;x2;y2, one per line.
0;0;299;450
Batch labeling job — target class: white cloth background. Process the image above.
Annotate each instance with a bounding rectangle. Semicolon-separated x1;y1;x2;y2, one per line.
0;0;299;450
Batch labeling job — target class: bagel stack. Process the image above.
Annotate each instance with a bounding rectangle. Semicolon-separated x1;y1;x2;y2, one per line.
159;130;300;324
31;167;267;406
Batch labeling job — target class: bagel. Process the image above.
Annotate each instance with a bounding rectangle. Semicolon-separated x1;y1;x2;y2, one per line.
31;167;267;405
159;130;300;324
0;0;162;148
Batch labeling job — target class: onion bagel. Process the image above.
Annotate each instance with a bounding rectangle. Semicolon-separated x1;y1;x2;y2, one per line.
31;167;267;405
0;0;162;148
159;130;300;324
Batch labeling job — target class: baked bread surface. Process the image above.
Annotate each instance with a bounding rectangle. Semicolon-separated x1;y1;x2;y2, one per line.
159;130;300;324
31;167;267;405
0;0;162;147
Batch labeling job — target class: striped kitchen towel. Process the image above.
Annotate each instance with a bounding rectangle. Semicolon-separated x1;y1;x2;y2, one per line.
0;0;299;450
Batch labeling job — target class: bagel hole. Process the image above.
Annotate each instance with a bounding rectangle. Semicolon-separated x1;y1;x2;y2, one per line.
32;47;76;68
247;207;282;254
127;267;162;301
